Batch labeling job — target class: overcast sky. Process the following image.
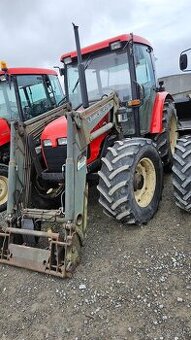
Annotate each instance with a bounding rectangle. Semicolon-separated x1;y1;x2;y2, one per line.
1;0;191;78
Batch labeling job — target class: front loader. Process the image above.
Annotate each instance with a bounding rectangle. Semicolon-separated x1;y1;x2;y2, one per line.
0;93;121;277
0;25;176;277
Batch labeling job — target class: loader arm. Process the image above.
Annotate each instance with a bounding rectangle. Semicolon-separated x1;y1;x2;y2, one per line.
65;91;119;223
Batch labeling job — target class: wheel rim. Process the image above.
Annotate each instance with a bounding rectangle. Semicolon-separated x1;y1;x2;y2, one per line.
169;115;178;154
0;175;8;206
134;157;156;208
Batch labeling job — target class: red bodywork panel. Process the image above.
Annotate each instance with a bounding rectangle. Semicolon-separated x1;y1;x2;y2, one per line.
41;115;108;165
150;92;173;133
61;34;152;61
0;118;10;146
42;116;68;148
0;68;57;76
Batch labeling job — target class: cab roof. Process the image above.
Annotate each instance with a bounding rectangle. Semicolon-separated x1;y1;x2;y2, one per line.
60;34;152;62
0;67;57;76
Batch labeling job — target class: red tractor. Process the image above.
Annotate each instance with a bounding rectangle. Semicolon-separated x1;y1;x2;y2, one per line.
0;63;65;211
40;32;178;222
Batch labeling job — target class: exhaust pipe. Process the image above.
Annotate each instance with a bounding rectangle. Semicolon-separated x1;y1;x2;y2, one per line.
72;23;89;109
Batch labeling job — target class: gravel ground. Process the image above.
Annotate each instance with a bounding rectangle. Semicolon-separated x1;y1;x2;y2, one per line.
0;174;190;340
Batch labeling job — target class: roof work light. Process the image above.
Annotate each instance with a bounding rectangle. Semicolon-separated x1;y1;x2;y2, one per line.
0;61;8;72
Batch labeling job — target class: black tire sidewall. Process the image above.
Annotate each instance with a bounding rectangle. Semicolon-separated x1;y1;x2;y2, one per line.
172;135;191;212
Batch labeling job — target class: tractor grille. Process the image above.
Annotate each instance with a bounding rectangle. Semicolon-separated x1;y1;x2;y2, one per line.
43;145;67;172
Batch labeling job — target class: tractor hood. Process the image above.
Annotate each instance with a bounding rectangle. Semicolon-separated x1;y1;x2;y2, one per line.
0;118;10;146
41;116;67;148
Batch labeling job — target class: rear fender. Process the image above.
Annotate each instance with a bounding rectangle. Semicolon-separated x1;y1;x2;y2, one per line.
150;92;174;134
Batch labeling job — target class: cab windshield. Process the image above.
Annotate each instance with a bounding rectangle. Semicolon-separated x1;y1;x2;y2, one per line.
17;74;64;120
0;74;64;122
0;77;18;120
66;49;131;108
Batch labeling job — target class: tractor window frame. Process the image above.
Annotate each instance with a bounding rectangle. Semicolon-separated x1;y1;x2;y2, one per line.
134;43;157;134
134;44;156;88
0;77;19;121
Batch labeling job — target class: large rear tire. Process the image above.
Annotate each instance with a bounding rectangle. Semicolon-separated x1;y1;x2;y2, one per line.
154;100;178;172
97;138;163;225
172;135;191;212
0;164;8;212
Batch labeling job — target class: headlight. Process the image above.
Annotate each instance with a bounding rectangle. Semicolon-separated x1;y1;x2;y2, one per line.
43;139;52;147
57;138;67;146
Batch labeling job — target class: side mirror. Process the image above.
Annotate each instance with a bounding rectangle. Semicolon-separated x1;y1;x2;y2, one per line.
53;66;65;76
59;68;65;76
179;53;188;71
158;80;165;92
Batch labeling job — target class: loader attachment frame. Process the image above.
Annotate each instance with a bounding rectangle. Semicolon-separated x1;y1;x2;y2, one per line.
0;93;119;277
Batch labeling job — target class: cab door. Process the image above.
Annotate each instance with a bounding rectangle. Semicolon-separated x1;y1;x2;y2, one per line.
134;44;157;134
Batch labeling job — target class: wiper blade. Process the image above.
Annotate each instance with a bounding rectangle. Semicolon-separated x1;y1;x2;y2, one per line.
72;55;93;93
72;79;80;94
57;95;67;106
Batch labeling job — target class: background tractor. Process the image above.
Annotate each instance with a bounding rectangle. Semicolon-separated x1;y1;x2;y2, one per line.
172;48;191;212
0;63;65;212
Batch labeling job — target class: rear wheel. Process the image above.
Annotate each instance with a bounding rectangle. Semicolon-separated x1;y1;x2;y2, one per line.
97;138;163;225
172;136;191;212
154;100;178;171
0;165;8;212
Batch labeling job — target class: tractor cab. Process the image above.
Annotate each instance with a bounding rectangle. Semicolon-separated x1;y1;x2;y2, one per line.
41;34;163;177
41;32;176;207
61;34;157;135
0;63;64;122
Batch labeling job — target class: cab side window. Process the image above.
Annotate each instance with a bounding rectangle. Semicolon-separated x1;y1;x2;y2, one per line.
134;44;156;87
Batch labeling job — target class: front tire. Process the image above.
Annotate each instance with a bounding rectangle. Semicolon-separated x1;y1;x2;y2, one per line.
97;138;163;225
0;164;8;212
172;136;191;212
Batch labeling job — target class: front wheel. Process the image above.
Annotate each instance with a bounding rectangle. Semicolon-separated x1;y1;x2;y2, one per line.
97;138;163;225
0;164;8;212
